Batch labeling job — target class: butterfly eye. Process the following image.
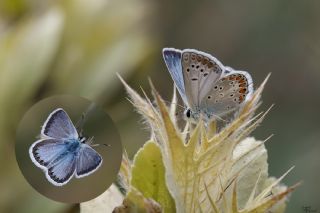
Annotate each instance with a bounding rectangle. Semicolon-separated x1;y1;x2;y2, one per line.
196;65;200;69
187;68;190;72
200;69;204;72
191;64;195;68
185;109;191;118
79;136;86;143
214;86;218;90
207;96;212;99
219;86;223;90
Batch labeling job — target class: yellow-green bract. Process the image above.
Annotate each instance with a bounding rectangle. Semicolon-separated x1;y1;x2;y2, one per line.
81;74;299;213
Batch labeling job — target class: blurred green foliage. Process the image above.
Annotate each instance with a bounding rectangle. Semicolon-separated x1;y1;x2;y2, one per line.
0;0;154;212
0;0;319;212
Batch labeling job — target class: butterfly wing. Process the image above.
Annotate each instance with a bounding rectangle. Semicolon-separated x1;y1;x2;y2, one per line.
29;138;68;168
199;71;253;118
181;49;225;110
224;67;254;99
29;138;77;186
162;48;188;104
46;148;77;186
41;108;78;139
224;66;234;74
75;144;102;178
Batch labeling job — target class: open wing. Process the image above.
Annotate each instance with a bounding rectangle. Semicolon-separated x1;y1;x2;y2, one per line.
46;150;77;186
75;144;102;178
41;108;78;139
29;138;67;168
29;138;77;186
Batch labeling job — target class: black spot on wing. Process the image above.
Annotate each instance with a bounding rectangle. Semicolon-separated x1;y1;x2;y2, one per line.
47;161;76;184
48;168;72;184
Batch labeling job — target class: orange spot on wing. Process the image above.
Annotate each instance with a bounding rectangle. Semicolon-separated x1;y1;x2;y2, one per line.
239;95;244;102
239;88;247;94
202;58;208;65
208;61;214;68
239;79;246;84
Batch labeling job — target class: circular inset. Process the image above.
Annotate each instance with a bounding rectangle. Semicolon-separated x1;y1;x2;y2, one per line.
15;95;122;203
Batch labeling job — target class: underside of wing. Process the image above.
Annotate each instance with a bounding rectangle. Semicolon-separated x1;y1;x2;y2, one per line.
162;48;188;104
75;144;102;178
200;72;253;118
181;49;225;110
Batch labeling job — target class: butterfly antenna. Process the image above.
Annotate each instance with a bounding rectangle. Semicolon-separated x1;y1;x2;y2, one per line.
210;113;227;123
88;136;110;148
162;100;186;110
91;143;111;148
86;136;95;145
76;112;86;132
76;103;97;131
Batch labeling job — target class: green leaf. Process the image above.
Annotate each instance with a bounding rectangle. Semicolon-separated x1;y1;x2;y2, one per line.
131;141;176;213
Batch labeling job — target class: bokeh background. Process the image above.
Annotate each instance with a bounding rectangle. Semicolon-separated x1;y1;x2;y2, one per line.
0;0;319;212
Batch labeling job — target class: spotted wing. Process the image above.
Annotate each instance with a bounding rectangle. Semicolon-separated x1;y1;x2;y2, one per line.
199;72;253;118
41;108;78;139
75;144;102;178
162;48;188;104
181;49;225;110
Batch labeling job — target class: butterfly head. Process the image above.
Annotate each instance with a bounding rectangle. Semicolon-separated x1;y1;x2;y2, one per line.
184;108;201;123
184;108;224;124
79;136;87;143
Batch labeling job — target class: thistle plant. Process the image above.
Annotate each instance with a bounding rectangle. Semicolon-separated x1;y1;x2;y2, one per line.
81;74;298;213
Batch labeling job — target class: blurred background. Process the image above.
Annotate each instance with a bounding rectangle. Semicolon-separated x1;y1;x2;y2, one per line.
0;0;319;212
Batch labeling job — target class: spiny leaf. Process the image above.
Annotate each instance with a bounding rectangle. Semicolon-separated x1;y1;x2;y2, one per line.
113;187;162;213
110;75;298;213
131;141;176;213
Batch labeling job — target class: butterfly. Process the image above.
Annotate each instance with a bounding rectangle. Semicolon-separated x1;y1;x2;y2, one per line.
29;108;103;186
162;48;253;123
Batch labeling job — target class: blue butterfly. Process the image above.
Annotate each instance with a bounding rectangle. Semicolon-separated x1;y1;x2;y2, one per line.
162;48;253;123
29;108;103;186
